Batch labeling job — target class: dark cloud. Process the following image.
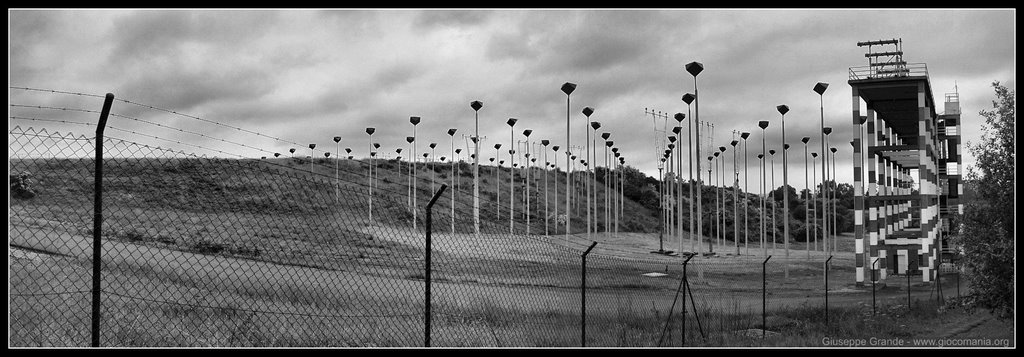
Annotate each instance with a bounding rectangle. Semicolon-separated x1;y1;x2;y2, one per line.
9;11;62;66
373;62;424;93
413;10;492;29
8;11;83;85
112;59;276;115
108;10;277;61
485;29;537;62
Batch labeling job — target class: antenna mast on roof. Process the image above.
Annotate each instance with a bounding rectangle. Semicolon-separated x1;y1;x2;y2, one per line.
858;37;908;78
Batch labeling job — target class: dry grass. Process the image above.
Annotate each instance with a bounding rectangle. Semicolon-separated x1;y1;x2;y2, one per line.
9;157;992;347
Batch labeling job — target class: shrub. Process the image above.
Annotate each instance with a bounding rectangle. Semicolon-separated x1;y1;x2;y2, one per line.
10;172;36;199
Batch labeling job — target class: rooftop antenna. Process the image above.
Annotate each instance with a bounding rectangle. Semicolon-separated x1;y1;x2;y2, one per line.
858;37;907;78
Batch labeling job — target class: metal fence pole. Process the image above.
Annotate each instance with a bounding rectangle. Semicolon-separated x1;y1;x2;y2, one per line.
581;241;597;347
762;255;771;339
908;269;912;309
825;255;833;325
872;258;879;315
424;184;448;347
91;93;114;347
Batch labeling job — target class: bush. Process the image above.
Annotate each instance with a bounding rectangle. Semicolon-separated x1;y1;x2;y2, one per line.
10;172;36;200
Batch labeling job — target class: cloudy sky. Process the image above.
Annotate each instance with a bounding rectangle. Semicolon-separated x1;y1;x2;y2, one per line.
8;9;1015;191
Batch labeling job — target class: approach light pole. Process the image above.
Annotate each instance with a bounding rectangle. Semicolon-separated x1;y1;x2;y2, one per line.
814;82;830;255
668;142;677;244
410;116;421;230
673;112;685;254
777;104;791;274
823;126;833;254
333;136;342;202
718;146;726;247
589;121;601;238
731;140;739;255
448;128;458;233
406;136;415;208
802;136;811;260
583;109;596;241
685;62;704;255
455;148;463;191
812;152;819;252
429;142;437;195
770;148;777;252
309;143;317;174
562;82;577;237
469;101;483;237
598;131;606;235
552;145;560;232
507;118;518;234
524;129;534;235
741;131;750;255
494;143;502;217
830;146;838;254
365;128;376;220
758;120;769;257
707;154;714;253
372;142;380;201
612;147;620;236
542;139;551;236
682;94;696;253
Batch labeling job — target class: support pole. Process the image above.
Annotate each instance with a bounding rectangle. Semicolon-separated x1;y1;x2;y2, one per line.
92;93;115;347
424;184;448;347
581;241;598;347
762;255;772;339
825;255;833;325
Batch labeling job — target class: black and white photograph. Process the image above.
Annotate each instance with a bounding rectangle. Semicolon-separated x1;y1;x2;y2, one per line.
8;8;1016;348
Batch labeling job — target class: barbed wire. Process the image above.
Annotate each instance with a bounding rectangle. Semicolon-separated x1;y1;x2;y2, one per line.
105;127;248;159
9;86;107;99
112;96;305;148
10;115;94;127
11;103;275;156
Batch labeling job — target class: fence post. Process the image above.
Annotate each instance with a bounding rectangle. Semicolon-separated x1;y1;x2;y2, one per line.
762;255;771;339
825;255;832;325
872;258;879;316
581;241;597;347
907;268;911;309
681;253;694;347
92;93;114;347
424;184;447;348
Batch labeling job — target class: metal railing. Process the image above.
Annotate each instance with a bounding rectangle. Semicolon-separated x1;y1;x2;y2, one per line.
849;63;929;81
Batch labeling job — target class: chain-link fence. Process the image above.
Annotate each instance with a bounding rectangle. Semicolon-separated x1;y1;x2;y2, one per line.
9;88;967;347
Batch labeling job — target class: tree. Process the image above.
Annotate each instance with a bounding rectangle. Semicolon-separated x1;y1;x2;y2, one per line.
952;81;1014;319
833;183;854;209
770;184;800;208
